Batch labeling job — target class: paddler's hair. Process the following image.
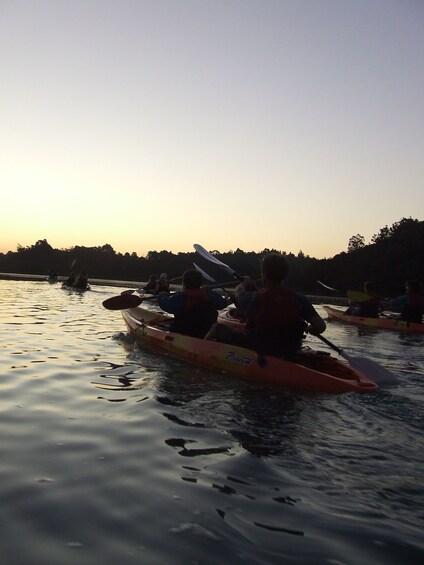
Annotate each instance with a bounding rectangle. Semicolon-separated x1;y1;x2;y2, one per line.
182;269;203;289
261;253;289;283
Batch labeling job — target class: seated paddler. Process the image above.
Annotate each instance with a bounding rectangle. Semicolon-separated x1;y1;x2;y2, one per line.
388;280;424;323
157;269;229;338
345;281;383;318
206;252;326;358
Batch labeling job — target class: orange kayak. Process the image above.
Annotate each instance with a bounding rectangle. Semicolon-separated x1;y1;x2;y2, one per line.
323;305;424;334
121;306;378;393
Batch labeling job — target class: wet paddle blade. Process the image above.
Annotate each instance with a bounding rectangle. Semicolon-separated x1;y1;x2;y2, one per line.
317;280;340;293
347;290;373;302
193;244;243;280
316;333;398;386
341;352;398;386
102;295;142;310
193;262;216;283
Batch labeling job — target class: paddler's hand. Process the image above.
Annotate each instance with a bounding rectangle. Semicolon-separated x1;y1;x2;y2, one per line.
235;278;256;294
306;316;327;335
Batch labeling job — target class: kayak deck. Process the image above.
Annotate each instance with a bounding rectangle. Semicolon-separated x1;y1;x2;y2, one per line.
323;305;424;334
121;306;378;393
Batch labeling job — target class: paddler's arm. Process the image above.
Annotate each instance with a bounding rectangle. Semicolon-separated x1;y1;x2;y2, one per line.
306;315;326;335
156;291;185;315
207;290;231;310
295;293;326;335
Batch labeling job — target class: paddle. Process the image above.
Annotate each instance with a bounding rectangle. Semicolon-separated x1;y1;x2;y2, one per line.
315;334;398;386
193;262;235;299
347;290;374;302
103;294;143;310
121;275;183;296
105;280;236;310
318;283;384;305
317;280;341;293
193;244;244;281
193;262;216;283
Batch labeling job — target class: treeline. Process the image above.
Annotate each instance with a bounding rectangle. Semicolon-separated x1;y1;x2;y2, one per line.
0;218;422;296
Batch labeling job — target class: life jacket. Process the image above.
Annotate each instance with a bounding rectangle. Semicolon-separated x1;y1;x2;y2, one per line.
357;297;381;318
401;293;424;323
144;280;157;292
248;287;307;358
170;288;218;338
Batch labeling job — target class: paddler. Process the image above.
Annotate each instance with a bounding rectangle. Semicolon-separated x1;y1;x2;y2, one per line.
155;273;170;294
345;281;383;318
205;252;326;358
157;269;228;338
387;280;424;323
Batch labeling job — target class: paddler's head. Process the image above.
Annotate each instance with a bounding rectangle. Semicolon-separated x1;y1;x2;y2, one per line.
182;269;202;290
261;253;289;286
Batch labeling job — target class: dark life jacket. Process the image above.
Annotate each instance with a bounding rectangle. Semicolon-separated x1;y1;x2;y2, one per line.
401;293;424;323
144;280;157;292
248;287;307;359
170;288;218;338
356;297;381;318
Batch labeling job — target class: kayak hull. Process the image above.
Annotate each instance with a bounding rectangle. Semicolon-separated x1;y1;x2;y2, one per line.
323;305;424;334
121;306;378;393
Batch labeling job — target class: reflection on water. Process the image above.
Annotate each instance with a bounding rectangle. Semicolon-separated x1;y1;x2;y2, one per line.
0;281;423;564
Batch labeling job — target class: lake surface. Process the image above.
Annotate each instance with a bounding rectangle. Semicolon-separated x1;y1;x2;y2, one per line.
1;279;423;564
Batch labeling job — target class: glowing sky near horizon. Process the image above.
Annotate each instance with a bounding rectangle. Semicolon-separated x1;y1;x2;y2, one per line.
1;0;423;259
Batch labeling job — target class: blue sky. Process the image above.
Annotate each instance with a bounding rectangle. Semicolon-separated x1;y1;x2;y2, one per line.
1;0;423;258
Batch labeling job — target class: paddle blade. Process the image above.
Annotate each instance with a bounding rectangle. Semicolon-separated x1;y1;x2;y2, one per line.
193;262;216;283
193;244;243;280
342;352;398;386
347;290;373;302
317;280;340;293
102;295;142;310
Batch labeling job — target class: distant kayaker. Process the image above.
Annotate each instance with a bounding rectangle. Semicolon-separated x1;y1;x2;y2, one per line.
388;280;424;323
345;281;383;318
74;270;89;290
143;274;158;293
62;272;76;287
157;269;228;338
205;252;326;359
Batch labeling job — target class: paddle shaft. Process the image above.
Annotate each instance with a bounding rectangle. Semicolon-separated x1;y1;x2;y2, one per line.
315;333;343;355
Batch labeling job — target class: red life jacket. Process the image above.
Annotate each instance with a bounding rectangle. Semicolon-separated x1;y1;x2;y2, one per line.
184;288;210;310
249;287;306;358
170;288;218;338
357;296;381;318
252;287;303;331
401;292;424;323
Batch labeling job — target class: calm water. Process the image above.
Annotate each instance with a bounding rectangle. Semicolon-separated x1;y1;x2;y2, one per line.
1;280;423;565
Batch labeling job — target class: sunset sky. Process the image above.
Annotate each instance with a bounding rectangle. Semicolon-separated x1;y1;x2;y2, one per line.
1;0;423;259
